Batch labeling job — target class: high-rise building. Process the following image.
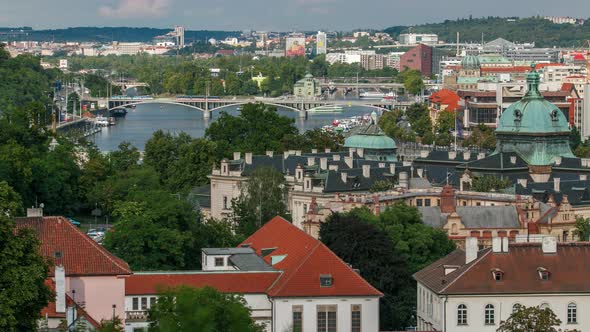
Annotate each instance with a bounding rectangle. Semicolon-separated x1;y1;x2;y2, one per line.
174;26;185;48
316;31;327;55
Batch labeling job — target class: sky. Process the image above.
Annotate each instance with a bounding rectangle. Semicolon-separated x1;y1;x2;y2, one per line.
2;0;590;31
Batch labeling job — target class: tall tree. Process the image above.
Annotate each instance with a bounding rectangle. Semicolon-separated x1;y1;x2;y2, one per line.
320;212;414;330
0;183;52;330
575;217;590;242
148;286;263;332
205;103;298;156
497;305;564;332
232;167;289;237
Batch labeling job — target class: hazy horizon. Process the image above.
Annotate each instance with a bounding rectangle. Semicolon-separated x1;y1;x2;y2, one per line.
2;0;590;31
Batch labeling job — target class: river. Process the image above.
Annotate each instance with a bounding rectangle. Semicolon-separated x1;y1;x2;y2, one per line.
91;103;377;151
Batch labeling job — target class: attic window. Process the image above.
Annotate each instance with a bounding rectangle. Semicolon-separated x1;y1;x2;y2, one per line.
54;251;63;259
491;269;504;281
261;247;277;257
538;267;550;281
320;274;333;287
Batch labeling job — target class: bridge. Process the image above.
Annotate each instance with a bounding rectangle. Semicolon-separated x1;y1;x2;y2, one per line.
107;96;416;118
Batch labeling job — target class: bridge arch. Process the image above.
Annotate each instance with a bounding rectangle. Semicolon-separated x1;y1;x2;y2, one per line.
209;102;301;113
108;100;206;112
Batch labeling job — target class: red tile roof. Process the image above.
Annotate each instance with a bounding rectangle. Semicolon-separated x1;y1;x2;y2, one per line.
126;272;280;295
16;217;131;277
416;243;590;295
42;279;100;328
241;216;382;297
429;89;460;112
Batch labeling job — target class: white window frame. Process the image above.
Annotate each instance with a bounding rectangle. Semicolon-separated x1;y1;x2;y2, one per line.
457;304;467;325
484;304;495;325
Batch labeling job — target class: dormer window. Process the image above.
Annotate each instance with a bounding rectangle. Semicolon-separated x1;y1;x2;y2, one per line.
320;274;333;287
538;267;550;280
491;269;504;281
214;257;224;267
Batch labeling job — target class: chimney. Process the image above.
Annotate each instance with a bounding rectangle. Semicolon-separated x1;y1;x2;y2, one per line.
320;157;328;170
295;150;302;156
329;165;339;171
349;148;355;158
357;148;364;158
440;185;456;213
266;151;274;157
417;168;424;178
245;152;253;165
311;148;318;154
555;156;562;166
26;207;43;217
389;163;396;175
581;174;588;181
344;156;354;168
448;151;457;160
502;237;509;253
283;151;290;159
554;178;560;192
510;155;517;164
362;164;371;178
463;151;471;160
333;154;341;161
465;237;478;264
233;152;241;160
307;157;315;166
477;152;485;160
325;148;331;153
542;236;557;254
420;150;429;158
492;237;502;253
399;171;409;189
517;178;528;188
341;172;348;183
55;265;66;313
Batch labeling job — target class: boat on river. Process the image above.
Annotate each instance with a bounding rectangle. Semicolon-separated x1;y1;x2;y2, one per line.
308;105;344;113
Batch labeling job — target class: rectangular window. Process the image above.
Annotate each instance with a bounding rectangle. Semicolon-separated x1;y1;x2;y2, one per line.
150;297;156;308
416;199;423;206
425;199;431;206
223;196;228;210
293;305;303;332
317;305;337;332
141;297;148;310
215;257;224;267
132;297;138;311
351;304;361;332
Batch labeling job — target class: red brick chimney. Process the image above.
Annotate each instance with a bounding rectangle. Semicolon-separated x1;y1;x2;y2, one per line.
440;185;456;213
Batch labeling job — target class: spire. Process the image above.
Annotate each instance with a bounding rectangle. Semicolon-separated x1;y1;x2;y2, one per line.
524;63;542;99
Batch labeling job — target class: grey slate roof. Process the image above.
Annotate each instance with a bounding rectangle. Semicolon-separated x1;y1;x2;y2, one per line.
202;248;255;255
418;207;445;228
455;206;521;228
229;253;275;271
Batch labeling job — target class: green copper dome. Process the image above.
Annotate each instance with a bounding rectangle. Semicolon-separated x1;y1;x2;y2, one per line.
344;123;397;161
344;134;396;150
461;55;481;70
494;65;574;166
496;68;571;135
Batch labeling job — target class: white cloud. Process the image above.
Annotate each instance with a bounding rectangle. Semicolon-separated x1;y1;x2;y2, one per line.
99;0;173;18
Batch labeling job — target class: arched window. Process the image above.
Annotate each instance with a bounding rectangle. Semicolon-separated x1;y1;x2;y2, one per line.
567;303;577;324
457;304;467;325
512;303;521;313
484;304;495;325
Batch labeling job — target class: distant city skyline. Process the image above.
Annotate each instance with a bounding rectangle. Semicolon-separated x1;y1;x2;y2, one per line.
2;0;590;31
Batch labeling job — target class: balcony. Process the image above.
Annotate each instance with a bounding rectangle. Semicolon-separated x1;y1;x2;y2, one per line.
126;310;149;322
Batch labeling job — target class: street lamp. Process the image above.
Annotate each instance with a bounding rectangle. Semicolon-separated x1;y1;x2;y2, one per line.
112;304;116;321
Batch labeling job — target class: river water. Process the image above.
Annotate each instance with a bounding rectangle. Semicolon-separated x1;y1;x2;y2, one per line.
91;103;376;151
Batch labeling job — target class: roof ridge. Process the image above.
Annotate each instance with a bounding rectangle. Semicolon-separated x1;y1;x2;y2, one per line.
57;216;131;275
268;242;321;295
440;249;491;293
